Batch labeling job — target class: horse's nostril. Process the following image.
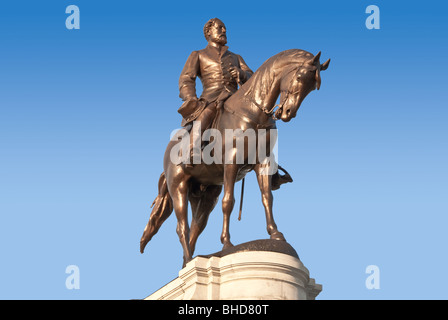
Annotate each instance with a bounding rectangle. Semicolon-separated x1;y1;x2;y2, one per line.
286;108;291;116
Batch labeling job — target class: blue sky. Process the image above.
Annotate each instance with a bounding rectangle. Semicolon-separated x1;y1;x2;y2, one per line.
0;0;447;299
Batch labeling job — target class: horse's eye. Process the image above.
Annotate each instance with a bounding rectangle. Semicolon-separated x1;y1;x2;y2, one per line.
297;75;302;80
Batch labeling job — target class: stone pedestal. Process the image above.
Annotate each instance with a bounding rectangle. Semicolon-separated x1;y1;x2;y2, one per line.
144;240;322;300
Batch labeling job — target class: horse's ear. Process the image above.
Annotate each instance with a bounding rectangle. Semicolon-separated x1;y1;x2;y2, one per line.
315;69;321;90
311;51;321;65
321;58;331;71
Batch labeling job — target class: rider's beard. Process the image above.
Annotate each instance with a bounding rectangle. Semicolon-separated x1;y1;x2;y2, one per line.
212;34;227;46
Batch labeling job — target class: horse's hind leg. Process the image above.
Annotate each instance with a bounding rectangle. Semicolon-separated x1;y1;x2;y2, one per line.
254;163;286;241
189;185;222;255
168;174;192;268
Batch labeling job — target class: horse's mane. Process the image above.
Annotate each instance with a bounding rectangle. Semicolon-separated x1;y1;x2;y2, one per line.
244;49;313;100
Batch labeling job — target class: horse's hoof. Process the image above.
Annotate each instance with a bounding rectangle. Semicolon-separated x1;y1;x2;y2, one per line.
182;257;193;269
270;231;286;241
222;242;234;251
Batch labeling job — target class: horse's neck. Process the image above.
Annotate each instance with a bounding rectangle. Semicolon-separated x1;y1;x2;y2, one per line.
245;75;280;113
222;75;280;128
223;50;310;127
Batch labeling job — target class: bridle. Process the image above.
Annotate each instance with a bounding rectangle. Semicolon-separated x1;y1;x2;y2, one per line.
242;63;304;120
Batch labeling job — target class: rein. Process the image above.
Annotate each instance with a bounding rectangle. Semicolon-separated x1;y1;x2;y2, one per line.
242;63;304;120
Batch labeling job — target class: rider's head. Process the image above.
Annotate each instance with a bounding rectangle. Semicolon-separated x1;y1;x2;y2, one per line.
204;18;227;46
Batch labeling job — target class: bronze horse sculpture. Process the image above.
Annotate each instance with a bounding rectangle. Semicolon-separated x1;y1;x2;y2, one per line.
140;49;330;266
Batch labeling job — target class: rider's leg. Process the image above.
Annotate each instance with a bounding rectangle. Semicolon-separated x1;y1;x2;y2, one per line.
187;105;217;166
271;165;293;190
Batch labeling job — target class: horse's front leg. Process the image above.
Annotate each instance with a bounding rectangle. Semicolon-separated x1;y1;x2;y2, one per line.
221;164;238;250
254;163;286;241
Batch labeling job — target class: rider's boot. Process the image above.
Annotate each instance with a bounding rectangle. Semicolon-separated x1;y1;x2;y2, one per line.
271;165;293;190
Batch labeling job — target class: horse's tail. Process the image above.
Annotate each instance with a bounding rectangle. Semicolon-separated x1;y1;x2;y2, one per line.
140;172;173;254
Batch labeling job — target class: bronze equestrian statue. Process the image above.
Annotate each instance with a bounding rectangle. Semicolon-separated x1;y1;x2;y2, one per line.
140;18;330;267
177;18;291;188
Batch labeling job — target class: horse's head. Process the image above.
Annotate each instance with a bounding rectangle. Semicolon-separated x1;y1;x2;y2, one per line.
276;52;330;122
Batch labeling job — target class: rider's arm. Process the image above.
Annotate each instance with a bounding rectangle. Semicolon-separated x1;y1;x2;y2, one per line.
236;54;254;84
179;51;200;101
